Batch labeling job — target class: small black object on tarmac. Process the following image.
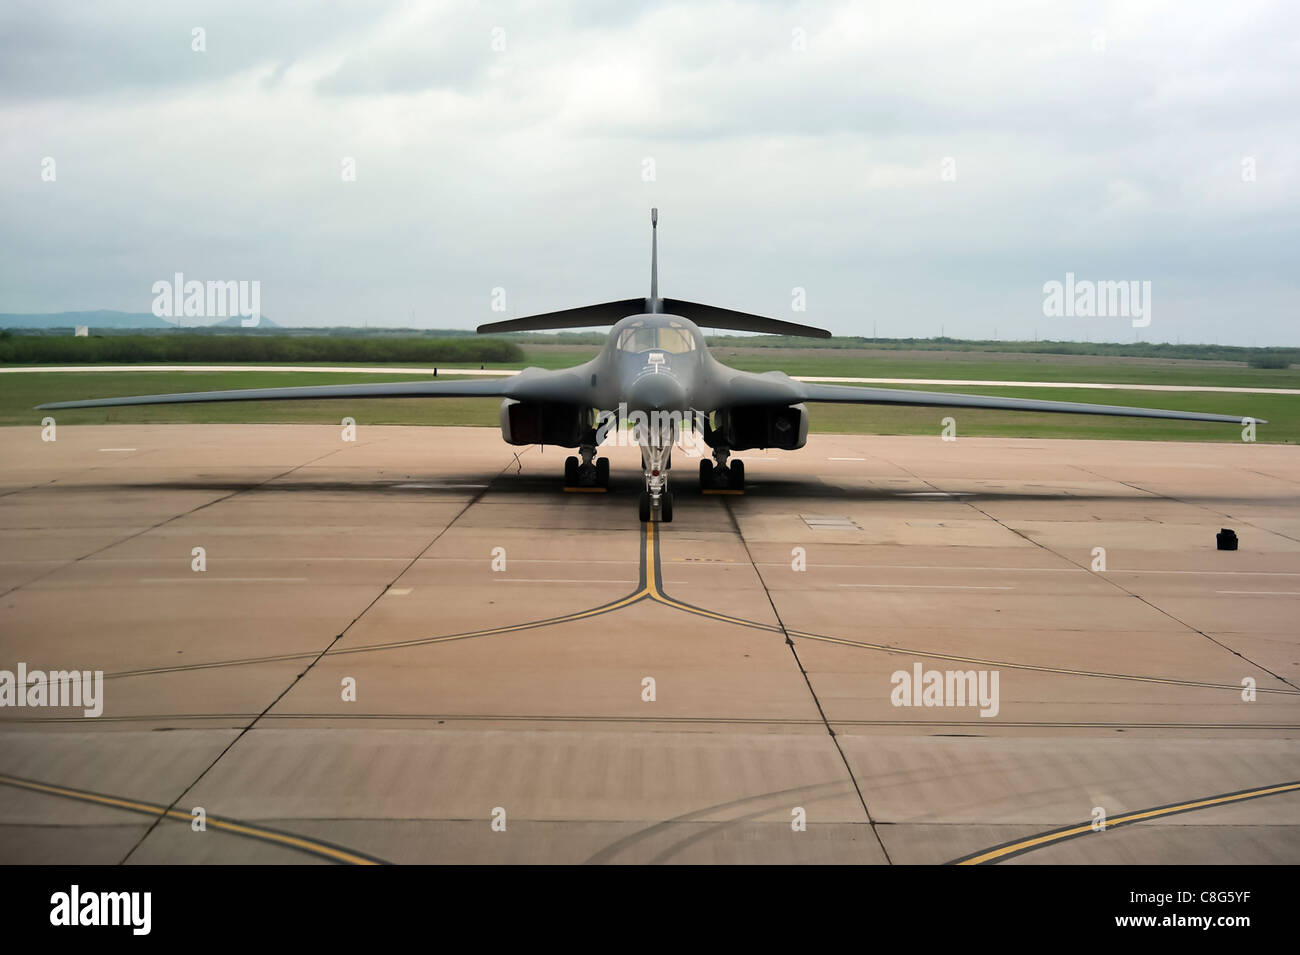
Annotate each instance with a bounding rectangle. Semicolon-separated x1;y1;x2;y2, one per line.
1217;528;1238;551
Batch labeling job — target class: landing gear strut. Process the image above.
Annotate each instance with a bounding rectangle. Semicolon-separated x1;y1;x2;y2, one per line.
637;415;677;522
699;447;744;491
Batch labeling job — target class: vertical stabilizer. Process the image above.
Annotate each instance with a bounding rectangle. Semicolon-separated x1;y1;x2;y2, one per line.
649;208;660;312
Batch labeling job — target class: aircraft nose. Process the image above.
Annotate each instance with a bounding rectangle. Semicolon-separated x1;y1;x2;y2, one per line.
628;373;687;412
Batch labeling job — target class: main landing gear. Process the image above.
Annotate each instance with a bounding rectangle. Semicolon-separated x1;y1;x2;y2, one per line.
564;438;609;490
698;447;744;492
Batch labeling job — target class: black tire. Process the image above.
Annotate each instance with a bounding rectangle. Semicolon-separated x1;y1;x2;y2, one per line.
596;457;610;487
661;492;674;523
699;459;714;490
638;492;651;523
731;459;745;490
564;456;579;486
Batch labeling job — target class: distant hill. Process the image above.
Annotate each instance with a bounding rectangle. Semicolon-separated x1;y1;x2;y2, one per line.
211;314;282;329
0;310;280;330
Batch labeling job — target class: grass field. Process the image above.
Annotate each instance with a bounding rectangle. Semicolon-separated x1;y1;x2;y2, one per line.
4;362;1290;443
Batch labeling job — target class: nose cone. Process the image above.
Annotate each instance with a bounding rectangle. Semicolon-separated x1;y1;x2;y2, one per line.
627;373;687;412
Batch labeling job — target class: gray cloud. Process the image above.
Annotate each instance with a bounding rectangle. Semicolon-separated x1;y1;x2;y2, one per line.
0;0;1296;344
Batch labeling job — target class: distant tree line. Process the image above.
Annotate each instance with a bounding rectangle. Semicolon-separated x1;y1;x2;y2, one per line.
1;327;1292;368
0;332;522;365
699;335;1297;365
490;330;1296;365
0;325;483;338
1247;353;1292;369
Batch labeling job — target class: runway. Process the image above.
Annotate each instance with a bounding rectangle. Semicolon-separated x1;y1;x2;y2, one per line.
1;424;1298;864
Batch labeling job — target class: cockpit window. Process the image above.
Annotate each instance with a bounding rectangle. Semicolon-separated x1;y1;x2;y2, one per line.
616;321;696;354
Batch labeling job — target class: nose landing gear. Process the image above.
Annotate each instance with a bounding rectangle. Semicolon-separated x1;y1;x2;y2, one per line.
638;488;672;522
637;416;677;522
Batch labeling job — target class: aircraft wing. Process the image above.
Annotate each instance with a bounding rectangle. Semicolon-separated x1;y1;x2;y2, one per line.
35;368;580;410
711;372;1261;425
476;299;647;335
794;381;1258;424
660;300;831;339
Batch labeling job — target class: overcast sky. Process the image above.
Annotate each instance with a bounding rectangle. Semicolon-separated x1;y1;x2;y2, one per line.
1;0;1297;344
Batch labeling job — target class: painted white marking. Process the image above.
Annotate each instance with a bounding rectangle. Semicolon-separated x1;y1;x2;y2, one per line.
1112;570;1300;577
837;583;1014;590
388;588;413;595
394;483;489;489
140;577;310;582
5;365;516;377
420;557;638;565
757;563;1300;577
495;577;627;584
795;375;1300;396
758;562;1082;572
828;456;866;461
1216;590;1300;596
24;557;408;564
97;448;136;452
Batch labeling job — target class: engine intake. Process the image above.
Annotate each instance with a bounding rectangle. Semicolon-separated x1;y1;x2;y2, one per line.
499;399;591;447
705;403;808;451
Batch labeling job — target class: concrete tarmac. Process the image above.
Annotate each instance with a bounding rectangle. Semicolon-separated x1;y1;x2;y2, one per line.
0;424;1297;864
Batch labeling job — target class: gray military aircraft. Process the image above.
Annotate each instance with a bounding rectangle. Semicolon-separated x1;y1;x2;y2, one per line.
40;209;1256;522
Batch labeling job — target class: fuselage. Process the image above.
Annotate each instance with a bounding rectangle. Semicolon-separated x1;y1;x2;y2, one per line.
585;313;712;416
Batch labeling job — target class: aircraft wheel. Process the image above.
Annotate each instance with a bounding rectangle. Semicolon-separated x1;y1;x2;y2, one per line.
730;460;744;490
638;493;651;523
596;457;610;487
564;456;579;486
699;459;714;490
661;492;674;523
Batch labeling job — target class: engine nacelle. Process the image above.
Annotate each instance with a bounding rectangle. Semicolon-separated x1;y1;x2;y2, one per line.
499;399;590;447
705;403;808;451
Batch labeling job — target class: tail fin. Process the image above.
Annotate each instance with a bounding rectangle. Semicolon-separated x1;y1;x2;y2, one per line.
649;207;660;313
474;208;833;338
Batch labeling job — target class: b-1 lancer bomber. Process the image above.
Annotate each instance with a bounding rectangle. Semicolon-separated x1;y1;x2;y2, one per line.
39;210;1258;522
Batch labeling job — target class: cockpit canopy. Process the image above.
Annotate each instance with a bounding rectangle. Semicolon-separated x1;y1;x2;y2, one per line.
615;319;697;354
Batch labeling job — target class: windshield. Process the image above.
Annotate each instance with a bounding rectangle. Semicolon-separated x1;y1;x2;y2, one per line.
616;321;696;354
